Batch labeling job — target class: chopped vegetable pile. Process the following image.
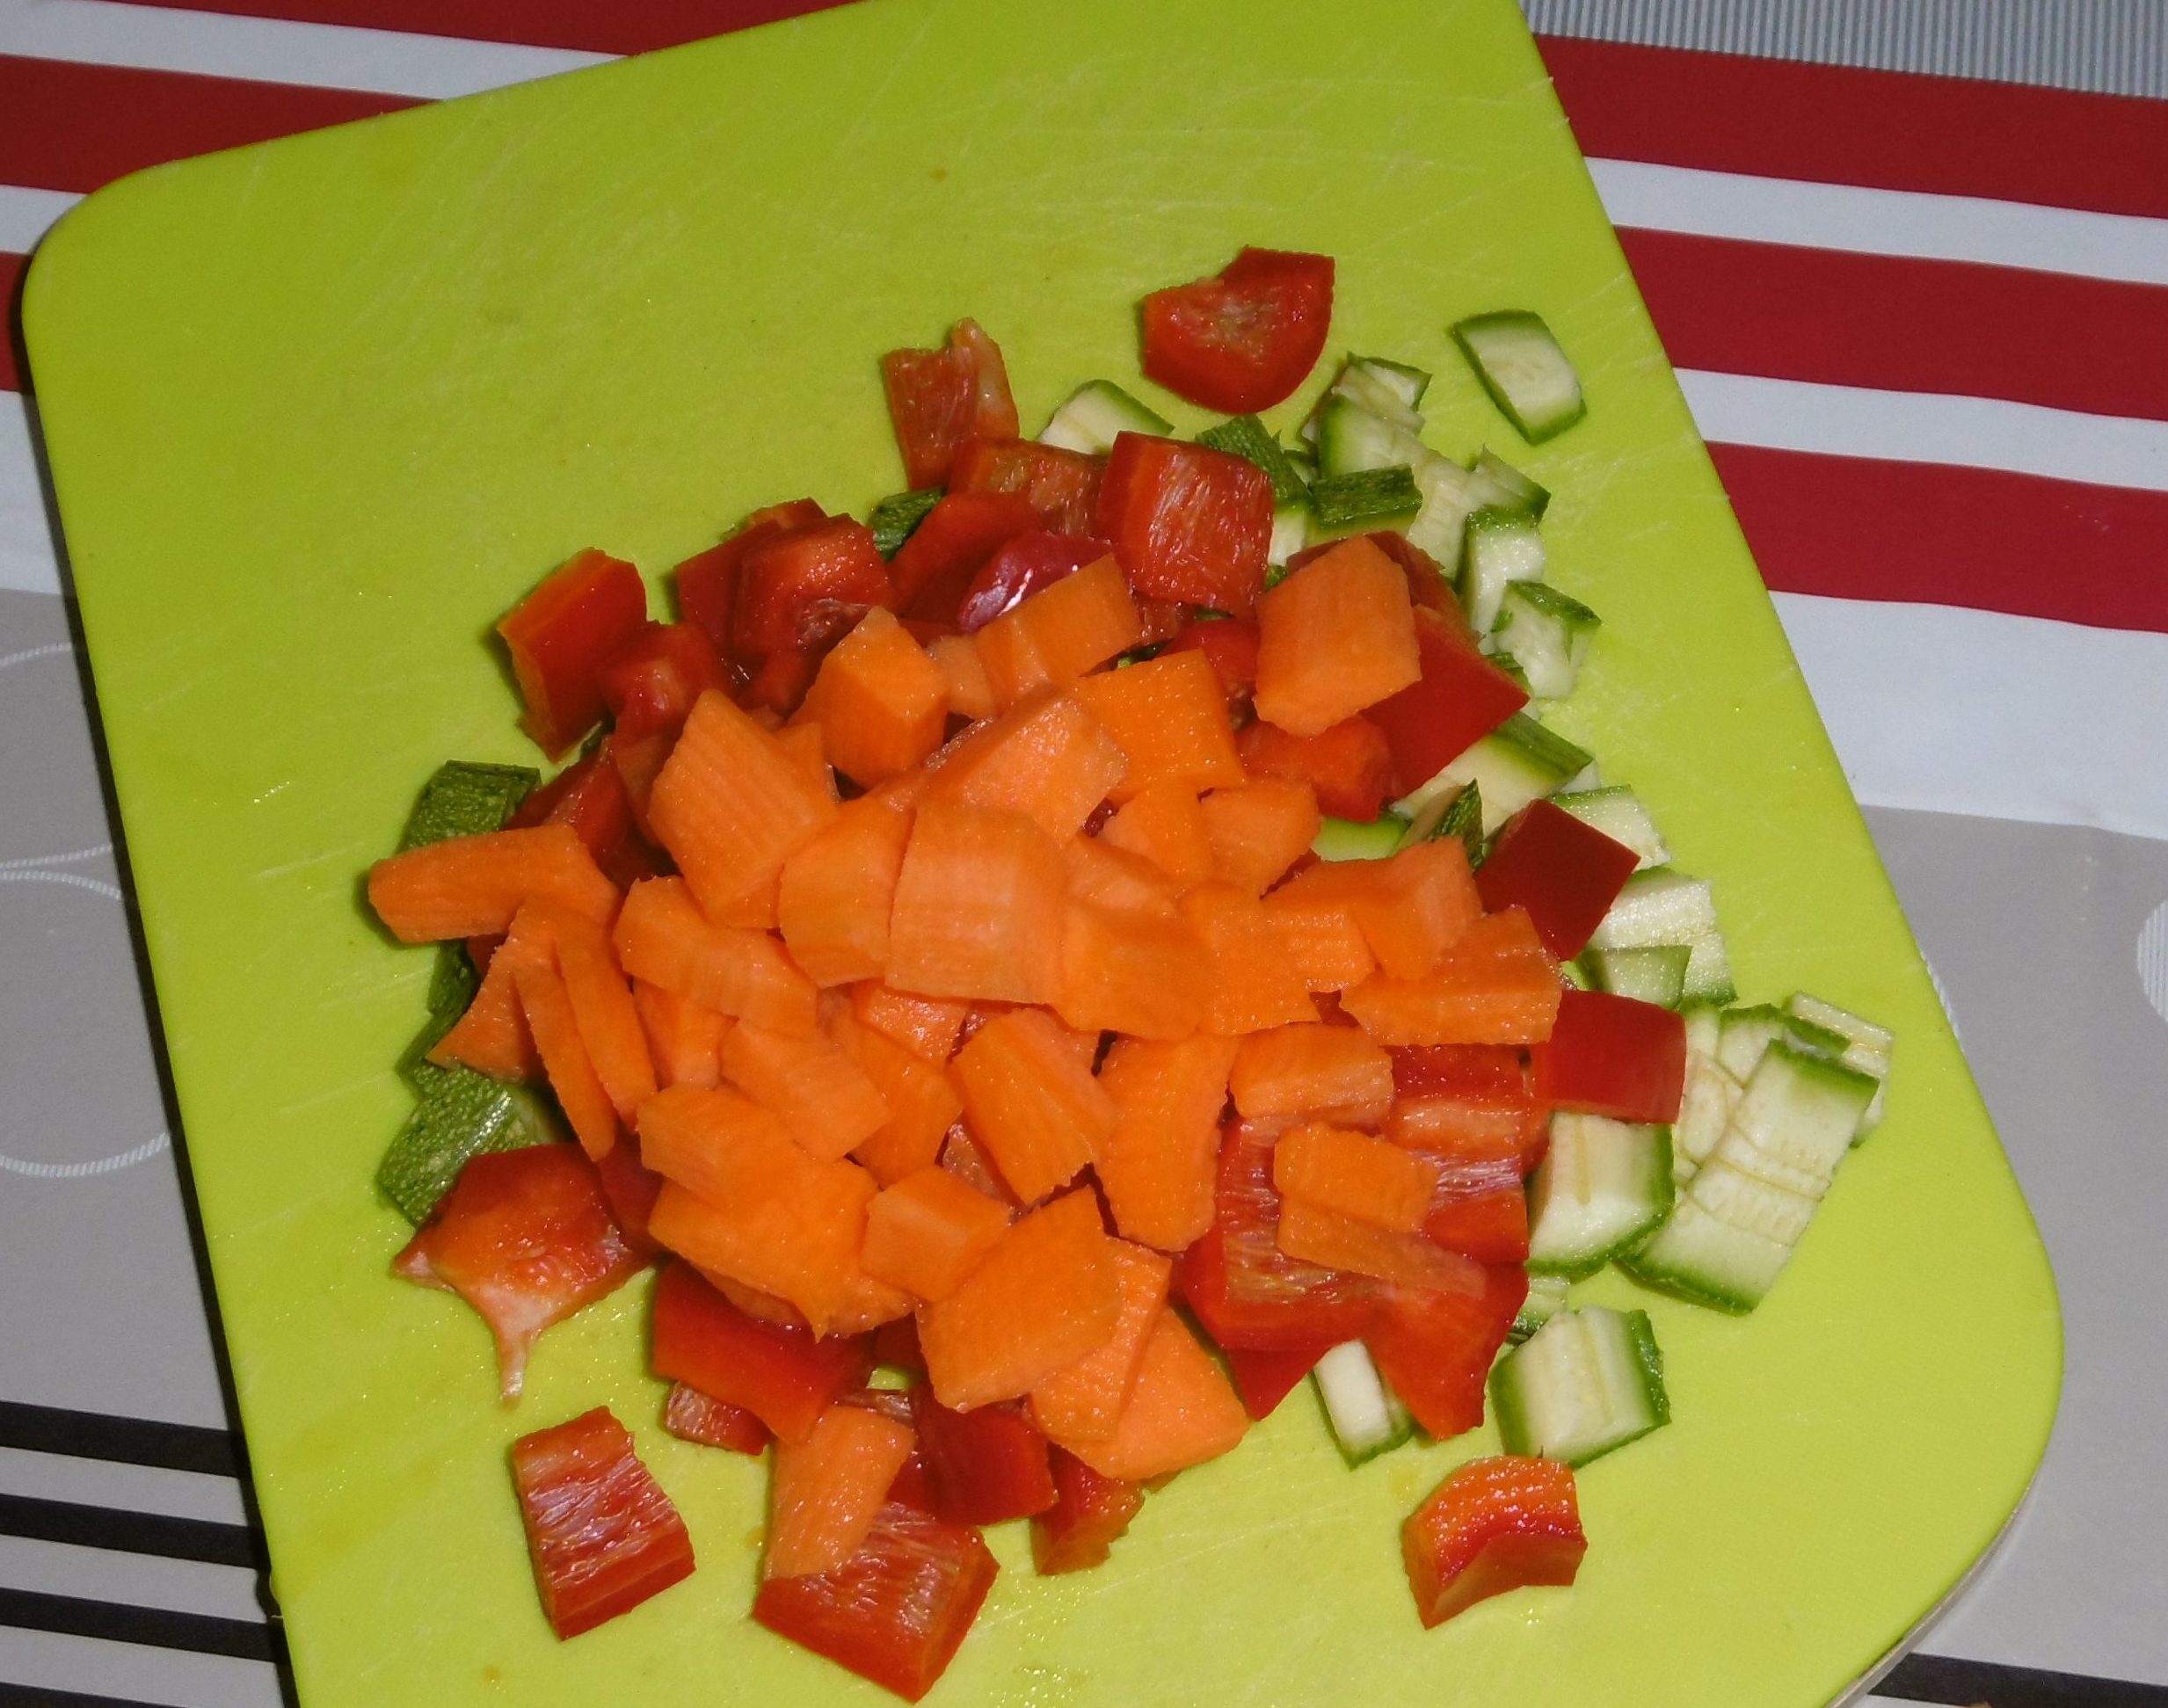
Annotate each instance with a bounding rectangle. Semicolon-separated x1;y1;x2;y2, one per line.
367;247;1894;1700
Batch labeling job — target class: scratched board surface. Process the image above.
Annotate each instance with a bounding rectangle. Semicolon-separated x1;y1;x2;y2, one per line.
21;0;2056;1702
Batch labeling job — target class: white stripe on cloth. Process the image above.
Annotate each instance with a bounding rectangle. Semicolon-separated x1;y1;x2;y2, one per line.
0;0;609;98
0;1532;263;1624
0;1445;246;1527
1;396;62;598
0;1626;282;1708
0;182;77;253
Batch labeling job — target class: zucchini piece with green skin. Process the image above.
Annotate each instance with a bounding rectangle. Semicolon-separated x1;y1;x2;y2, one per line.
1588;869;1719;952
399;760;539;852
377;1071;556;1225
1406;452;1482;565
1039;379;1171;454
1493;580;1599;699
1460;506;1547;635
1670;1004;1740;1183
1451;310;1587;442
868;488;942;558
1197;414;1308;504
1786;992;1894;1134
1510;1273;1572;1345
1396;781;1485;868
1308;467;1422;541
1728;1043;1879;1185
1350;355;1430;410
1313;814;1409;862
1526;1114;1676;1278
1553;786;1670;870
1490;1306;1669;1465
1395;714;1594;836
1621;1196;1791;1314
1312;1341;1415;1466
1468;448;1551;518
1313;358;1428;437
1312;395;1428;477
1577;944;1691;1007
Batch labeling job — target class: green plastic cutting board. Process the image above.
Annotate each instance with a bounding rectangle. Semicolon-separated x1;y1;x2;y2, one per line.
23;0;2058;1703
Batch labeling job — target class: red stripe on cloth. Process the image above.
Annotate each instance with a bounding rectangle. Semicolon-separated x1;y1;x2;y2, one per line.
1539;34;2168;222
1710;442;2168;635
2;251;25;391
0;55;418;196
100;0;849;56
1619;228;2168;425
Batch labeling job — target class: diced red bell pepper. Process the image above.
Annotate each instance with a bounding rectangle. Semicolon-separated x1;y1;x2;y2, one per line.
1364;531;1460;620
497;549;651;759
1474;799;1641;960
1422;1185;1531;1265
1167;616;1260;710
674;499;826;658
1097;433;1273;618
1367;606;1529;797
648;1261;873;1443
511;750;665;891
891;491;1043;627
597;621;731;742
592;1139;665;1260
1133;598;1192;645
1221;1340;1334;1421
1175;1123;1379;1351
1401;1455;1586;1628
392;1145;644;1400
741;645;822;718
510;1406;695;1639
663;1382;770;1455
753;1497;999;1703
909;1388;1058;1525
1531;987;1687;1124
872;1313;928;1377
1389;1044;1543;1187
602;728;673;841
1389;1043;1529;1102
1236;714;1393;822
733;517;893;661
949;437;1105;537
881;318;1020;489
1139;247;1334;414
954;530;1115;634
1029;1449;1146;1574
1364;1265;1528;1441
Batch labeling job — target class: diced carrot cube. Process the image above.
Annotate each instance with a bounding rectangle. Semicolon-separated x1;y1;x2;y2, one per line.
974;557;1144;710
1070;650;1244;803
709;869;781;930
1199;778;1320;896
549;909;657;1123
1275;1200;1482;1294
1029;1241;1174;1446
1229;1022;1394;1128
949;1008;1116;1205
1261;874;1377;992
633;979;733;1090
1339;908;1563;1046
1095;1034;1240;1251
512;956;620;1159
1334;839;1483;980
368;824;618;944
613;876;818;1035
1063;835;1183;920
850;982;971;1065
923;687;1128;842
1060;1308;1248;1483
939;1121;1018;1209
1253;535;1422;737
1236;714;1394;823
1272;1123;1437;1232
918;1188;1123;1411
887;801;1067;1006
1055;900;1211;1042
766;1403;918;1580
722;1022;891;1161
775;720;838;800
860;1167;1013;1303
1099;780;1214;888
648;689;838;918
1178;883;1318;1035
928;633;997;723
799;608;949;786
831;1010;965;1186
777;796;911;988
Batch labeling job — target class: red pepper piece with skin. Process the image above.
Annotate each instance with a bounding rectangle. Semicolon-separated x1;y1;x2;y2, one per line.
511;1406;695;1639
508;750;663;892
1531;988;1687;1124
393;1145;645;1402
1133;598;1191;646
1367;606;1530;798
1364;531;1460;620
1401;1455;1587;1627
1097;433;1274;618
1422;1185;1531;1265
498;549;651;759
602;728;673;840
674;499;826;659
733;517;893;662
592;1140;665;1260
1237;714;1393;822
1139;247;1334;414
949;437;1105;537
663;1383;770;1455
954;531;1115;635
741;645;822;718
881;318;1020;490
1166;616;1260;711
1221;1340;1334;1421
1364;1265;1529;1441
891;491;1044;627
909;1387;1058;1525
753;1497;998;1703
873;1313;928;1377
597;621;731;742
1029;1449;1146;1574
1474;800;1641;960
648;1261;873;1443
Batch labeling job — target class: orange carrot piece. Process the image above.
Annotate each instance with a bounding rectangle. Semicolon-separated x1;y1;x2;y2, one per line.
512;956;621;1159
1262;865;1379;992
859;1167;1012;1303
1338;908;1562;1046
640;1087;877;1334
1328;840;1483;981
833;1011;966;1186
428;907;553;1079
1070;650;1244;803
774;721;838;803
1272;1123;1438;1232
939;1120;1018;1208
1055;899;1211;1042
708;869;781;930
367;824;617;944
1095;1034;1240;1251
923;687;1128;843
766;1403;917;1580
928;633;997;723
612;876;818;1036
918;1188;1122;1411
1178;882;1318;1035
1061;1308;1248;1483
949;1007;1115;1205
1229;1022;1394;1128
776;795;911;988
1253;535;1422;737
648;688;838;919
1063;834;1183;921
886;801;1067;1006
832;1268;917;1335
850;981;971;1065
551;911;658;1123
633;979;733;1090
1099;780;1215;888
799;607;949;786
974;557;1144;710
1276;1199;1483;1294
1198;777;1320;897
721;1022;891;1162
1029;1241;1174;1446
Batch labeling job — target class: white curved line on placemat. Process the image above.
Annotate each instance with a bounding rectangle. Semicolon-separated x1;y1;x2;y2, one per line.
0;842;116;873
2137;901;2168;1026
0;642;77;673
0;866;166;1178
